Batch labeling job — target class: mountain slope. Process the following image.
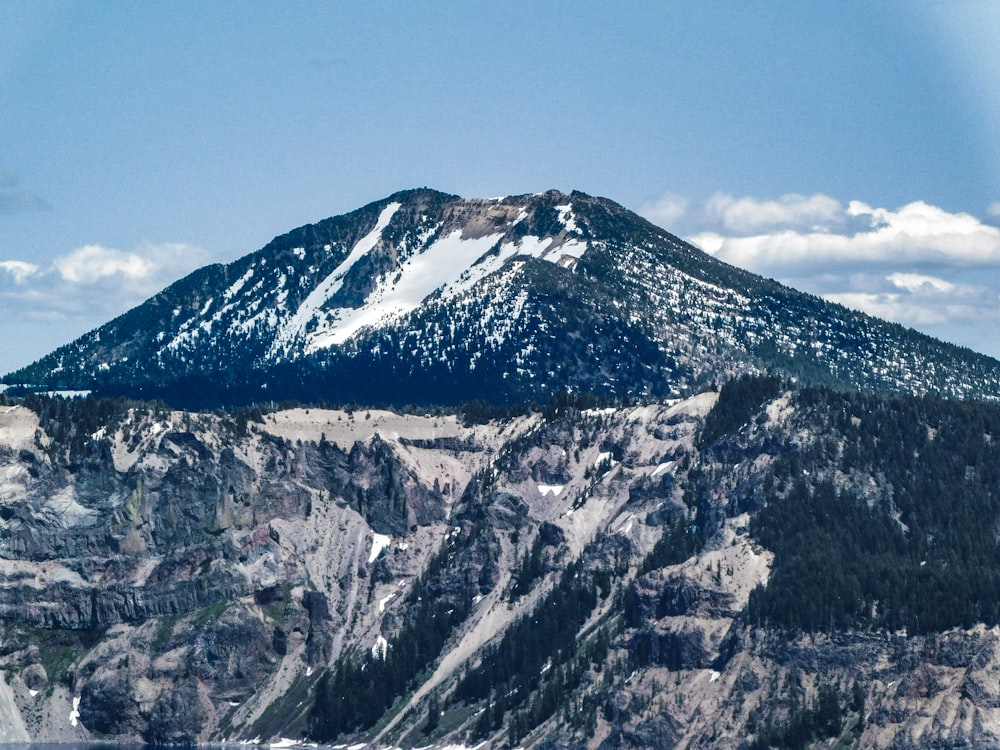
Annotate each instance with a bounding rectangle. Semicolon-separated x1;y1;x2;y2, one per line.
6;383;1000;747
7;188;1000;405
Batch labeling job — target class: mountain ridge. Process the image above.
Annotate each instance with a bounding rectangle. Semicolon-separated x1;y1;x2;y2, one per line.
6;188;1000;748
6;187;1000;407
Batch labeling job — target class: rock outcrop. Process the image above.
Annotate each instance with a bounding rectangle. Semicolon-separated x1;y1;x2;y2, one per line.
3;389;1000;748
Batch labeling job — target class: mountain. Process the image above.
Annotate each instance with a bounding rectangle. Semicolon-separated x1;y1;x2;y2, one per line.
7;188;1000;407
8;189;1000;749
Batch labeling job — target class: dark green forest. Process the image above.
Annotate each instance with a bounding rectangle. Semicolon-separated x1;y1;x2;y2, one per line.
736;386;1000;634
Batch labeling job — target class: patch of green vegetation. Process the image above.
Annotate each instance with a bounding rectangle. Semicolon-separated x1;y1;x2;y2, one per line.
698;374;783;449
257;584;292;628
192;600;229;626
749;389;1000;634
153;615;178;650
23;626;102;688
310;532;477;742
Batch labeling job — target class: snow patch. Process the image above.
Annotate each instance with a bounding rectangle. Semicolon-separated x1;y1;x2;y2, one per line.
224;267;255;301
368;533;391;563
582;407;619;417
537;484;564;496
308;228;505;349
615;514;635;535
555;203;579;233
651;461;675;478
69;695;80;727
273;201;401;354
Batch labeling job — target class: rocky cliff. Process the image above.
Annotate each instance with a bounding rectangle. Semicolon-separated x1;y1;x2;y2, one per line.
3;386;1000;748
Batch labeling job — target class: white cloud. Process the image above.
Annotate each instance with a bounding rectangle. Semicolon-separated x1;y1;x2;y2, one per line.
825;292;952;327
0;242;209;325
886;272;955;295
988;201;1000;218
638;192;688;228
54;244;154;284
824;269;995;326
668;192;1000;358
704;192;845;234
0;260;39;283
690;198;1000;274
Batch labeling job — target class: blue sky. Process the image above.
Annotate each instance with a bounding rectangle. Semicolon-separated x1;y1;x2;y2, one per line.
2;1;1000;374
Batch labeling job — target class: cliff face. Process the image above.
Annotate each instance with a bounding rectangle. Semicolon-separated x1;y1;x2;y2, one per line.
3;389;1000;748
0;398;511;743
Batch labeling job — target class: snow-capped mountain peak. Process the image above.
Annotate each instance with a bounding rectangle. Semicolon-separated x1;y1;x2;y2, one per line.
8;187;1000;407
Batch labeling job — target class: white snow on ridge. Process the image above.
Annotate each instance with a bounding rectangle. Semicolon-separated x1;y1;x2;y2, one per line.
537;484;564;496
651;461;675;478
209;198;597;358
555;203;578;233
224;267;255;301
308;228;505;349
550;238;588;265
272;201;402;355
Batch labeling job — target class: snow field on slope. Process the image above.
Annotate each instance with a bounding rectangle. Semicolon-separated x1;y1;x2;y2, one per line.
369;533;391;564
299;211;587;353
307;228;507;350
272;201;402;355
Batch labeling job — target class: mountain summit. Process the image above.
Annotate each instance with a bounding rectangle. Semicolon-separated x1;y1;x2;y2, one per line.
8;190;1000;748
8;188;1000;406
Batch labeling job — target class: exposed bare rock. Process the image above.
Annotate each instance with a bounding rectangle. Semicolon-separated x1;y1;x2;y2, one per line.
3;390;1000;749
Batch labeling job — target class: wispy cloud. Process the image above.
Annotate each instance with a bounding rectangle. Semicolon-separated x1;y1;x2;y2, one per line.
689;199;1000;272
53;245;155;284
640;191;1000;358
638;192;689;229
0;260;40;284
823;272;996;328
0;242;209;323
702;192;846;234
